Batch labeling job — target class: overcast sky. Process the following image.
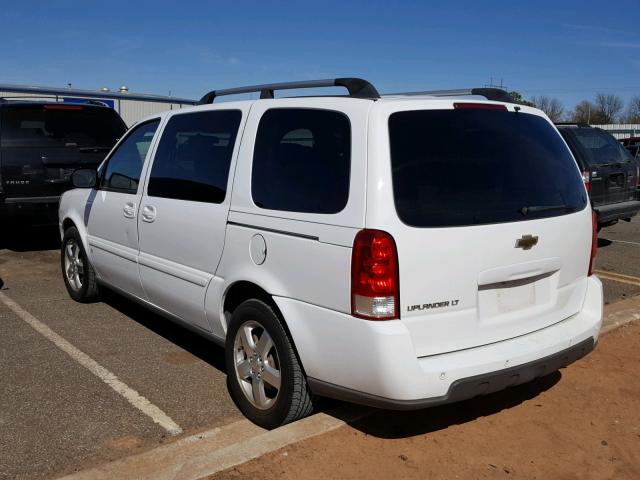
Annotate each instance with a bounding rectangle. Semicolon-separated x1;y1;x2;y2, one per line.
1;0;639;110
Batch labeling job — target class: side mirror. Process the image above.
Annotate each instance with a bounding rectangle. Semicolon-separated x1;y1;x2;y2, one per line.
71;168;98;189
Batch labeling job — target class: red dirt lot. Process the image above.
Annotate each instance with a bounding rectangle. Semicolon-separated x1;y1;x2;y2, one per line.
214;322;640;480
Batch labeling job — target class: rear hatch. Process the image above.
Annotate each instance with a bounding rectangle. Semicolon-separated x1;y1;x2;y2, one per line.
564;127;637;207
384;105;592;357
0;104;126;199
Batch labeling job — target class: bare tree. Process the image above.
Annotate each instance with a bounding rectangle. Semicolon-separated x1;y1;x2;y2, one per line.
594;93;623;123
572;100;596;123
532;95;565;122
625;96;640;123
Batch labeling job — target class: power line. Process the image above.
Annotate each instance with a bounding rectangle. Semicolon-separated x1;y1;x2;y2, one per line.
519;86;640;94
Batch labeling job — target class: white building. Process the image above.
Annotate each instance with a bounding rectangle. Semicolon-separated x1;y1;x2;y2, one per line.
592;124;640;140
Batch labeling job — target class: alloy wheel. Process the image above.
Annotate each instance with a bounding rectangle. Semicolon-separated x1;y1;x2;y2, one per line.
233;320;282;410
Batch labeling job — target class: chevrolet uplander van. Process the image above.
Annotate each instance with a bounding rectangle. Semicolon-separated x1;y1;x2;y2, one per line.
59;78;603;429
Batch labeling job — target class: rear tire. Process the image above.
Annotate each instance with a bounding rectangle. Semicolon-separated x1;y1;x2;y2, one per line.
61;227;99;303
225;299;314;429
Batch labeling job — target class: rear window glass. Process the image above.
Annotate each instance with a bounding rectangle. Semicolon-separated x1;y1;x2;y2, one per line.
252;108;350;214
1;105;126;148
389;109;588;227
571;128;632;165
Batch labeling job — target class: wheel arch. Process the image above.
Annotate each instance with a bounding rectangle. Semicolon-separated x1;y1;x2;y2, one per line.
223;281;284;328
222;280;308;375
61;217;76;233
59;212;92;263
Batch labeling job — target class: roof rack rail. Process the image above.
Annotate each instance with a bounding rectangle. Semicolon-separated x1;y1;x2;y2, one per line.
0;95;110;107
199;77;380;104
384;87;514;103
0;95;63;101
0;83;197;105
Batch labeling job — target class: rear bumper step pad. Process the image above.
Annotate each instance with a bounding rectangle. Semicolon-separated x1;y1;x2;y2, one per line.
595;200;640;223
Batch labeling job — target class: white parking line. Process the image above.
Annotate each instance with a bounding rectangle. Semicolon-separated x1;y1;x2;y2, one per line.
0;291;183;436
55;404;372;480
603;238;640;247
594;270;640;287
43;296;640;480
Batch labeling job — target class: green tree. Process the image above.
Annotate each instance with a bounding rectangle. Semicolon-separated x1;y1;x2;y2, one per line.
508;91;535;107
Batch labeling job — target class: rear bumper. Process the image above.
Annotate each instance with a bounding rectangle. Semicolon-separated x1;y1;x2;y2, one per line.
308;337;594;409
276;276;603;408
594;199;640;224
0;196;60;222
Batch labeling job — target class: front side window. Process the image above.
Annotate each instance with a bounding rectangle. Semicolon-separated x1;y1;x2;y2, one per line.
252;108;351;214
389;109;588;227
147;110;242;203
101;119;160;193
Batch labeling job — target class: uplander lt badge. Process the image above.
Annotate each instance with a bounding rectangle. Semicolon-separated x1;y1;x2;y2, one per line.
408;299;459;312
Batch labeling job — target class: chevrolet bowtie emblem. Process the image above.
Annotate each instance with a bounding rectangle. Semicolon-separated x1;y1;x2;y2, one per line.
515;234;538;250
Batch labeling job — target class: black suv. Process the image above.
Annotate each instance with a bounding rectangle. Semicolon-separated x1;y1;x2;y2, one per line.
0;100;126;224
556;124;640;229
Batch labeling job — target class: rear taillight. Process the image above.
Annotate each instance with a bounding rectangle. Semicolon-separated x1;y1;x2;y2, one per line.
351;229;399;320
588;211;597;276
582;170;591;192
43;104;83;110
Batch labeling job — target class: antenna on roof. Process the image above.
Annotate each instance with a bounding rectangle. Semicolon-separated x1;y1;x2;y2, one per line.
485;77;508;91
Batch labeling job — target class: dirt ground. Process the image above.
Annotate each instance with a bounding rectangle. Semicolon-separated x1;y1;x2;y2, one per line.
214;322;640;480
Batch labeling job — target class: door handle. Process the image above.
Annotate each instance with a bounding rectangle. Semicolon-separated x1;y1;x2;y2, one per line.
123;202;136;218
141;205;157;223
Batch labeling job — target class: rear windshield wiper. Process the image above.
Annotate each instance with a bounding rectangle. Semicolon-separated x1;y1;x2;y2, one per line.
519;205;576;216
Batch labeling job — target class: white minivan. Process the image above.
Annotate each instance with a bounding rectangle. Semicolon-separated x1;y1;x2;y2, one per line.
59;78;603;429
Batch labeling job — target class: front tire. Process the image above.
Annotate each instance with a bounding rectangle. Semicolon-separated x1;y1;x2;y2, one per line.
61;227;99;303
225;299;314;429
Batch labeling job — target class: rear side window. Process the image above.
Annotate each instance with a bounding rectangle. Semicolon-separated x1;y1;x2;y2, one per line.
1;105;125;148
147;110;242;203
389;110;588;227
570;128;632;165
102;119;160;193
252;108;351;214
